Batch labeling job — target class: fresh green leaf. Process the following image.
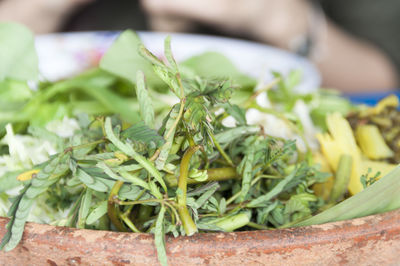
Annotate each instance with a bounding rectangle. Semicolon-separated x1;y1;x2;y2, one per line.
223;104;247;125
0;184;30;250
195;182;219;208
295;166;400;227
164;36;178;72
155;105;180;170
121;121;164;148
155;204;168;266
0;22;38;81
247;168;299;208
135;71;155;128
181;52;256;89
105;117;167;192
214;126;259;144
86;200;108;225
76;168;109;192
100;30;163;89
238;148;255;202
77;188;92;228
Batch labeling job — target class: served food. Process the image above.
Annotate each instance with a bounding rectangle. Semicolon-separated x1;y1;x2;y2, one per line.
0;23;399;265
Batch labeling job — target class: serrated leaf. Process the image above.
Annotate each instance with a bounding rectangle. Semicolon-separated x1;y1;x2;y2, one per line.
223;104;247;125
0;184;30;250
135;71;155;128
195;183;219;209
138;44;165;67
187;182;219;197
215;126;259;144
153;65;181;97
121;121;164;148
3;193;33;251
155;105;180;170
247;168;299;208
76;168;109;192
155;204;168;266
105;117;167;192
257;201;279;224
118;184;144;200
119;171;150;190
164;36;178;72
86;200;108;225
97;161;149;190
239;148;255;202
77;188;93;228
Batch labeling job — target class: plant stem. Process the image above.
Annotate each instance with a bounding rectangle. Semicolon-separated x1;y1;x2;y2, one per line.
209;132;234;167
64;139;105;154
246;221;270;230
243;77;281;108
185;126;210;169
165;167;237;187
226;173;269;205
116;198;165;205
177;145;202;236
215;213;250;232
150;100;186;162
120;213;141;233
107;180;127;232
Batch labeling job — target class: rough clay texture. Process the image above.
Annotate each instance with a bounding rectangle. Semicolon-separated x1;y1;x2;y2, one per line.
0;209;400;266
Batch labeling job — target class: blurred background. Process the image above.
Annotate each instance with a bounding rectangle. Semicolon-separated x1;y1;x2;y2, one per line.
1;0;400;92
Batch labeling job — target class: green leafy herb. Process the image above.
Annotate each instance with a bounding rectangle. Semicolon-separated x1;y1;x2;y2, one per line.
1;27;399;266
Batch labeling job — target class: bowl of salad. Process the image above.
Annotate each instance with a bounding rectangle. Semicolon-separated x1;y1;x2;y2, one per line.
0;23;399;265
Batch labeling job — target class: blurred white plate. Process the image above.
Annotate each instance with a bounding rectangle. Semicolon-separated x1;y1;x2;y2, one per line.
35;31;320;93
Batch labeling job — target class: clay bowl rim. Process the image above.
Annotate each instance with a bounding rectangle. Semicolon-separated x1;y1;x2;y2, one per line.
1;207;399;249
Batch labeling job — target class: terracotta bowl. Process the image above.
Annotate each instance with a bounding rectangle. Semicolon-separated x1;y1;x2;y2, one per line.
1;208;400;265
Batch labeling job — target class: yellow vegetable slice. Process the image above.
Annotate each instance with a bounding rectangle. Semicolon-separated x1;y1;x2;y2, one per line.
361;160;397;179
360;94;399;117
356;124;394;160
317;112;363;195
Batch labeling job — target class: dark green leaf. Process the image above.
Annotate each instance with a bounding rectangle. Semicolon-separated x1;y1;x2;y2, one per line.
121;121;164;148
105;117;167;192
247;168;299;208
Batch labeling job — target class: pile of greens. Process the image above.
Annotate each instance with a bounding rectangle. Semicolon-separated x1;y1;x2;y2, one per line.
1;23;400;266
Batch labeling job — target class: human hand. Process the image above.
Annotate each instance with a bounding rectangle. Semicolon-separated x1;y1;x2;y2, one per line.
141;0;310;48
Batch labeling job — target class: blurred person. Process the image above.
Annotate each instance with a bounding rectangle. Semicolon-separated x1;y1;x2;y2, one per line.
0;0;95;33
141;0;400;92
1;0;399;92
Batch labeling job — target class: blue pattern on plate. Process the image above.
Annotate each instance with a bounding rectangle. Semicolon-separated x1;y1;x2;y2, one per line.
346;91;400;106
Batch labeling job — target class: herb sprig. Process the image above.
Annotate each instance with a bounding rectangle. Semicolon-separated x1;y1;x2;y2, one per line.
0;35;329;265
